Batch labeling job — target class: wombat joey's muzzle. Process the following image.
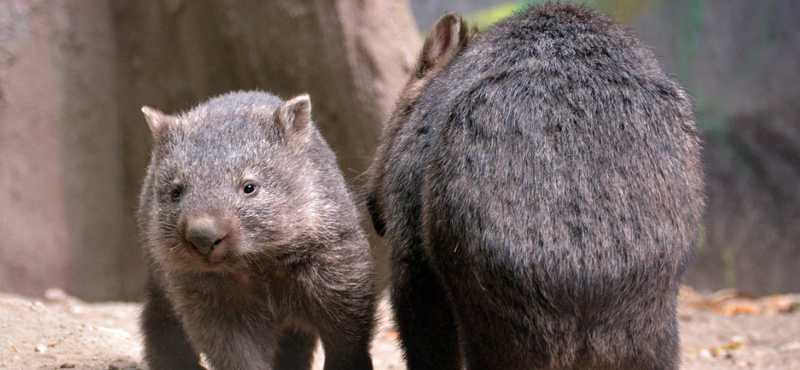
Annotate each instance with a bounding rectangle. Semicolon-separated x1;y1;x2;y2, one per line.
186;217;227;256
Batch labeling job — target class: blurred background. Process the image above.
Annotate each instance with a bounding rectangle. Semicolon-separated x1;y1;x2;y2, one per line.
0;0;797;302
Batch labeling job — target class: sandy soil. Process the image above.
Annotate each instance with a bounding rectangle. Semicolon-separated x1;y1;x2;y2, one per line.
1;288;798;370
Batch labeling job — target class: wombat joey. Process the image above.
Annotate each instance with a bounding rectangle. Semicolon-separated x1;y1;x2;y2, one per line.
137;91;376;370
367;4;704;370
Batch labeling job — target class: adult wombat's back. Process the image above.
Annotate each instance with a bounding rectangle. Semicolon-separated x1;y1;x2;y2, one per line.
421;4;704;369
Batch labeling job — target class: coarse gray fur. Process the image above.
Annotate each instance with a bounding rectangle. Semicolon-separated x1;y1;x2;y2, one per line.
366;4;704;370
137;91;376;370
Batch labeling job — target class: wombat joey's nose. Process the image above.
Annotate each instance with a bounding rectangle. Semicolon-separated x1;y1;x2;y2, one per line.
187;217;225;256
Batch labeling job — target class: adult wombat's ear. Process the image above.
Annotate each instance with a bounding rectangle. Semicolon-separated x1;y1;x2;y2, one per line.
275;94;313;142
142;106;178;141
416;12;470;78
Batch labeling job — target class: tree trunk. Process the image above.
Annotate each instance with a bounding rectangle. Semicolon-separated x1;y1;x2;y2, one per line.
0;0;126;300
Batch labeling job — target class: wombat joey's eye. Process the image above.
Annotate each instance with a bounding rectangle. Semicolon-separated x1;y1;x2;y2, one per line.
169;186;182;201
240;181;259;198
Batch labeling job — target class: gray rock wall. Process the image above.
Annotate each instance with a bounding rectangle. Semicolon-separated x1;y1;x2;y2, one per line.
631;0;800;294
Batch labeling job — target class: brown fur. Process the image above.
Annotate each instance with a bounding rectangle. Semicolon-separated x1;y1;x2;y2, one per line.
367;5;704;370
138;91;376;370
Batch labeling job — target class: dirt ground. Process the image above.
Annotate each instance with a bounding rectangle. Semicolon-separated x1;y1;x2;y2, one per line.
1;287;798;370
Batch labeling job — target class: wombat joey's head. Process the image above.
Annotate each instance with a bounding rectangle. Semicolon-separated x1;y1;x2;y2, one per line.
365;12;472;236
139;92;328;275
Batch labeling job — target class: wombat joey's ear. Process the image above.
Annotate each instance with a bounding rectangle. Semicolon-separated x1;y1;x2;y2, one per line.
417;12;470;77
275;94;313;142
141;106;178;142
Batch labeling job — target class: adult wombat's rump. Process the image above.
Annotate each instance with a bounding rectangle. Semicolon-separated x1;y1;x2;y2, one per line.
137;91;376;370
367;4;704;370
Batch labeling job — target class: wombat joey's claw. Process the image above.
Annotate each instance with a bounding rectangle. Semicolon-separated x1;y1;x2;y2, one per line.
187;217;224;256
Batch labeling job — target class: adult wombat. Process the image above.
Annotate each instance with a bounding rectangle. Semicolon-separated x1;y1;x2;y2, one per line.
366;4;704;370
138;91;376;370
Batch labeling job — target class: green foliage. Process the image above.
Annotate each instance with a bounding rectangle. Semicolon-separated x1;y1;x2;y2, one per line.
460;0;661;29
672;0;722;145
695;224;708;255
462;2;530;30
723;247;738;288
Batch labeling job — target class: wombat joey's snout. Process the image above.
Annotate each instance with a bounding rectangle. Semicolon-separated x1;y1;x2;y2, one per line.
186;217;228;256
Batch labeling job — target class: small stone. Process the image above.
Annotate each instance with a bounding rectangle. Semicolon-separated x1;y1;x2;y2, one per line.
107;360;137;369
783;341;800;350
44;288;69;302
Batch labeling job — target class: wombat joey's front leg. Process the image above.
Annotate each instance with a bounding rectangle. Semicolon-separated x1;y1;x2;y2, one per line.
273;329;317;370
140;274;205;370
318;328;374;370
